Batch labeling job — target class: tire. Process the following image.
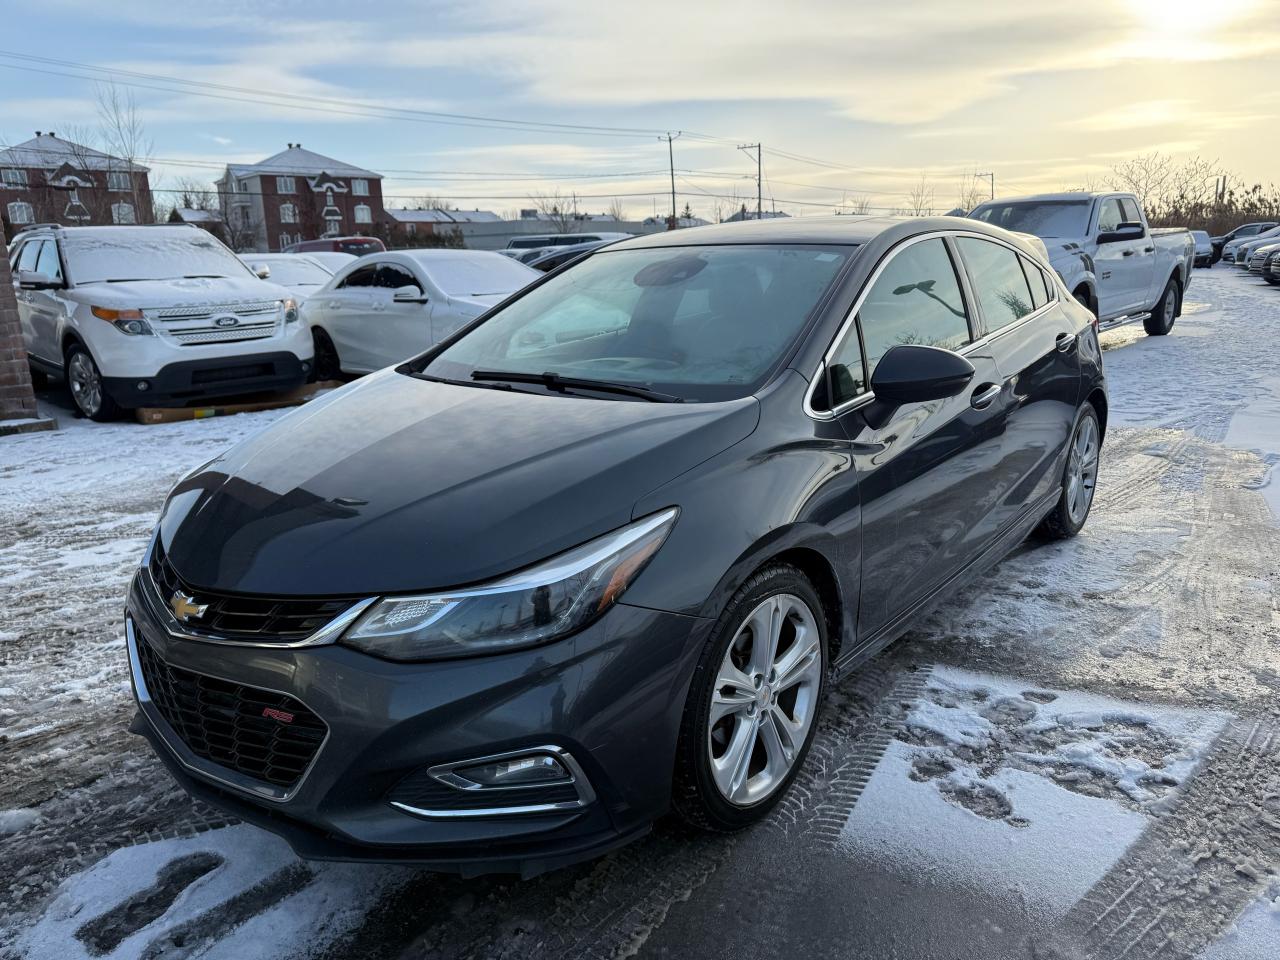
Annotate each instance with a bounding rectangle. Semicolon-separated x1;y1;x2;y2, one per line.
1037;404;1101;540
672;564;828;832
1143;278;1178;336
27;365;48;390
311;327;342;381
64;342;122;422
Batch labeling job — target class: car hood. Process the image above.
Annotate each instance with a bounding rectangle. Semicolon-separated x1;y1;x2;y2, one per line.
160;370;760;596
446;293;509;313
69;275;293;308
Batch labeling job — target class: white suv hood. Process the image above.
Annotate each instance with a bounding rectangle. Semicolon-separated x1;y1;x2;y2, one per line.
68;275;294;309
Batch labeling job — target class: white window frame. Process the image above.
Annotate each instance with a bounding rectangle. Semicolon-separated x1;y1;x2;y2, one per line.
324;217;341;237
2;168;29;190
112;202;137;224
280;202;297;224
352;178;369;196
107;170;130;192
277;176;296;194
6;200;34;224
279;233;292;250
354;203;372;224
405;222;417;235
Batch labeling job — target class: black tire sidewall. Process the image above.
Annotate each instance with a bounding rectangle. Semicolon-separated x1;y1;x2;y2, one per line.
1146;280;1177;335
312;328;340;380
673;564;829;831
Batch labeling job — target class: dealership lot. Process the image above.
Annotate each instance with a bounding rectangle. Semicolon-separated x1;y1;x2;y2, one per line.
1;268;1278;959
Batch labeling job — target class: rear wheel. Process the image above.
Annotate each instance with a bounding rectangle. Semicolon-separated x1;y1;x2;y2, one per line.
672;564;828;831
65;343;121;421
1143;278;1178;336
1037;405;1100;540
311;328;342;381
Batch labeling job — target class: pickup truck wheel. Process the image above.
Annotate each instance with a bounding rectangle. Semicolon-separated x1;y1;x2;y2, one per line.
1037;404;1101;541
1144;279;1178;336
65;343;122;422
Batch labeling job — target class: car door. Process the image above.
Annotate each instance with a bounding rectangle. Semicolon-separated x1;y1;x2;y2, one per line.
822;235;1011;640
10;240;42;358
1092;197;1145;317
954;236;1080;535
369;261;434;368
321;263;378;372
13;239;63;365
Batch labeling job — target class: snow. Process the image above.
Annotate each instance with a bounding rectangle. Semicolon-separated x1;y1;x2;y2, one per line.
0;810;40;837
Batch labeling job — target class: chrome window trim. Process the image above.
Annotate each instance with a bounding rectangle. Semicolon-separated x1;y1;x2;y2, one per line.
126;617;330;804
389;744;596;819
803;229;1057;422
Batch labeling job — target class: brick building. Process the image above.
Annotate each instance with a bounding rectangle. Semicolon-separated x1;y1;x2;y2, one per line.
0;132;152;241
217;145;386;252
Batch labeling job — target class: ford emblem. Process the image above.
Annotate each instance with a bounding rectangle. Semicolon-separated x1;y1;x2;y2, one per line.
214;315;240;327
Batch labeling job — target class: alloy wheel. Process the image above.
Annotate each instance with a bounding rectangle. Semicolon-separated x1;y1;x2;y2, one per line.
708;593;822;806
1065;415;1099;525
1163;288;1176;327
68;350;103;418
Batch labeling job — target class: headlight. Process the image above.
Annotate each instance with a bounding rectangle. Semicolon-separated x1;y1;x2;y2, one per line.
282;298;299;323
341;507;678;661
91;305;152;336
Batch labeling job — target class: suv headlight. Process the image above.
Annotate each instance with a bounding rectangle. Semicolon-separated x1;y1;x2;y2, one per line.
341;508;678;661
91;305;153;336
282;298;299;323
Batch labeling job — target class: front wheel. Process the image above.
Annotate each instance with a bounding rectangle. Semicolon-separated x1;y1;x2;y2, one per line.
1144;279;1178;336
65;343;121;421
1037;405;1101;540
672;564;828;832
311;327;342;381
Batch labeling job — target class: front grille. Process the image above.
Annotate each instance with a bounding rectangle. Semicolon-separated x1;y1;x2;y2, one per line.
389;768;582;812
173;322;278;345
149;300;279;323
136;635;326;789
150;540;358;642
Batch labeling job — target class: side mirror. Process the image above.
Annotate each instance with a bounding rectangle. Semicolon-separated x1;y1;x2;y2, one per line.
18;270;58;290
1097;222;1145;244
870;344;975;404
393;285;428;304
251;263;271;279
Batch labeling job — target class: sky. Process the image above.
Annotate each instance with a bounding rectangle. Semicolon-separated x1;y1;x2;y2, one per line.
1;0;1277;221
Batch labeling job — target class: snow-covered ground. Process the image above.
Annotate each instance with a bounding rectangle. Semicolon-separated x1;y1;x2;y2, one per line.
1;267;1278;959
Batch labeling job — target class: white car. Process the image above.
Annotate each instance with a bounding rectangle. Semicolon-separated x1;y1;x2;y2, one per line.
10;224;312;421
297;251;358;274
302;250;539;376
238;253;334;300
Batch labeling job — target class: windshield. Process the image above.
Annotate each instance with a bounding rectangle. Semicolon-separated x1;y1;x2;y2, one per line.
418;243;854;402
418;254;539;297
64;231;251;284
970;200;1091;238
255;259;331;287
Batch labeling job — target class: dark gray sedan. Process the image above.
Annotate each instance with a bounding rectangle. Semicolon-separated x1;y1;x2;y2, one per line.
126;215;1106;875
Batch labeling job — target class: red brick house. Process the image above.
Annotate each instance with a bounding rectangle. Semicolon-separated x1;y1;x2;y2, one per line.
0;132;152;240
216;144;386;252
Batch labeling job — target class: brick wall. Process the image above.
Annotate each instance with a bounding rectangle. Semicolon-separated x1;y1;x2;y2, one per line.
0;239;39;420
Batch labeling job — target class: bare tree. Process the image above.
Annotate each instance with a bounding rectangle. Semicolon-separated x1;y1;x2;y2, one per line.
904;174;935;217
409;193;454;211
529;189;579;232
606;196;627;222
838;193;873;216
95;82;153;222
954;173;987;215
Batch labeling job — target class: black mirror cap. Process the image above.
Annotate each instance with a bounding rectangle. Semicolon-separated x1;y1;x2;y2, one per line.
870;344;976;404
1098;222;1145;244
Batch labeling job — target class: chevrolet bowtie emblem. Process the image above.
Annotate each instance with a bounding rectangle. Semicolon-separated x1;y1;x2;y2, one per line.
169;591;209;623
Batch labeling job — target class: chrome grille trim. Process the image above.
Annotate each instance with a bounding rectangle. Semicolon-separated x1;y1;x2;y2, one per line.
146;300;279;323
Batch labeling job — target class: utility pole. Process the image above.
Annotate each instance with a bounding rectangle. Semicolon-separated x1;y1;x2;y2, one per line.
738;143;762;219
976;171;995;200
662;132;681;228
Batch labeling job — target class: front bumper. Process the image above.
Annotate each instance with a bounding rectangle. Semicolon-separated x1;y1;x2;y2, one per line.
103;351;309;408
125;573;711;876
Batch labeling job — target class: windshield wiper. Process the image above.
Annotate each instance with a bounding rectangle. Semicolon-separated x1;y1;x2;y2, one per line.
182;274;231;279
410;371;539;396
471;369;683;403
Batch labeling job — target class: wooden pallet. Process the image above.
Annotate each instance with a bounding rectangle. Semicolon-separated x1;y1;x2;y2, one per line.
134;380;347;425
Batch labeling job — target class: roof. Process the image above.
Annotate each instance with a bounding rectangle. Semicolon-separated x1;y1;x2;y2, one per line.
387;208;502;224
0;133;148;172
226;145;381;180
174;208;220;223
614;215;906;248
974;191;1121;205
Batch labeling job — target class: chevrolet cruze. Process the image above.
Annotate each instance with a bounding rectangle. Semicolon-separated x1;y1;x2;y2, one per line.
127;216;1106;876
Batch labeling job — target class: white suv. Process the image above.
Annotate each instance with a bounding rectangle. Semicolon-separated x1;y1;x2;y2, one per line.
9;224;314;421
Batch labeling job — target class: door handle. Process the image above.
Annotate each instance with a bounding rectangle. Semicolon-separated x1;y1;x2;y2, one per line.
1121;249;1135;257
327;300;340;309
1143;247;1154;253
1055;332;1076;352
970;383;1001;409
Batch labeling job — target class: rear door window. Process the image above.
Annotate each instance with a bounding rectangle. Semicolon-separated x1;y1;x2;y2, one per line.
955;237;1035;332
823;237;972;407
1020;257;1050;310
338;265;376;289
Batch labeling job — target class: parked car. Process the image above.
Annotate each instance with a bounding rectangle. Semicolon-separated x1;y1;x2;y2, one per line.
298;251;358;274
504;232;631;252
969;191;1193;335
285;236;386;256
1270;255;1280;286
1232;227;1280;268
526;240;611;272
303;249;538;377
1212;221;1277;264
238;253;333;299
1191;230;1213;267
127;215;1105;874
9;224;312;420
1247;241;1280;282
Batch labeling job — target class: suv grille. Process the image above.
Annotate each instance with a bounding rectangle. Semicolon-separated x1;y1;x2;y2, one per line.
136;636;326;790
150;540;358;642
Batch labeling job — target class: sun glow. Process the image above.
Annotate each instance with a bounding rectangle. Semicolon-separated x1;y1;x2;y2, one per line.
1122;0;1263;58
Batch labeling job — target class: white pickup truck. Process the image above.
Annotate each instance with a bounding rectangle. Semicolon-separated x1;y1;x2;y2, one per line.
968;191;1194;336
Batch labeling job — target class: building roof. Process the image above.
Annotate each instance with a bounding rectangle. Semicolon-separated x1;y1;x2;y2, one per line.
226;144;381;180
0;133;148;172
174;207;221;223
387;208;502;224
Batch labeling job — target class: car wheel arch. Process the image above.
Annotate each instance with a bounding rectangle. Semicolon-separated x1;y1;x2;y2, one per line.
1086;387;1108;440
